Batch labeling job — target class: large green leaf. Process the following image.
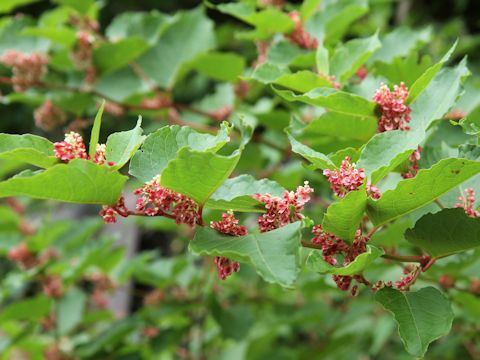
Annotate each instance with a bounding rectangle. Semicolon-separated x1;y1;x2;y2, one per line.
105;11;171;45
190;52;245;82
136;8;215;88
52;0;94;14
129;123;231;183
190;222;303;288
322;187;367;241
206;175;285;213
214;3;294;39
306;245;384;275
330;32;381;82
375;287;454;358
57;287;87;335
0;133;57;168
93;37;150;75
405;208;480;258
0;295;51;321
0;0;40;14
160;148;240;206
0;159;127;204
275;87;377;120
105;117;145;170
367;158;480;225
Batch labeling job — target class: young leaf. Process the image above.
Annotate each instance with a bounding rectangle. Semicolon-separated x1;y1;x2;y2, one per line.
306;245;384;275
206;175;285;213
0;295;51;321
0;133;57;168
316;43;329;75
105;117;145;170
405;208;480;258
0;159;127;204
129;123;230;183
330;32;381;82
89;100;105;159
287;133;335;170
375;287;454;358
190;222;303;288
190;52;245;82
161;148;241;206
322;187;368;241
367;158;480;225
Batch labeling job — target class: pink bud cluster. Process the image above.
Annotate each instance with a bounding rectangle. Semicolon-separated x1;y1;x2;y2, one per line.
7;242;37;269
33;100;67;131
373;82;411;132
134;176;200;227
210;211;248;280
395;266;419;291
356;66;368;80
0;50;48;92
258;0;284;7
323;157;365;198
42;274;63;298
254;181;313;233
286;12;318;49
253;40;270;69
401;146;422;179
366;183;381;200
312;226;371;295
455;188;480;218
54;131;108;165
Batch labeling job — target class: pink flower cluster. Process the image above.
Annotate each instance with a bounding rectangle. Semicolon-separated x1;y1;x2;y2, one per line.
134;176;200;227
286;12;318;49
401;146;422;179
312;226;371;294
373;82;411;132
71;31;96;83
323;157;365;198
254;181;313;232
395;266;419;291
54;131;107;165
100;196;128;223
33;100;66;131
0;50;48;92
455;188;480;218
210;211;247;280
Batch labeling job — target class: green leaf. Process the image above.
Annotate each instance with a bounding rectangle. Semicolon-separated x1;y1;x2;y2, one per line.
330;32;381;82
275;87;377;120
89;101;105;159
57;287;86;335
407;41;457;103
0;17;49;54
367;158;480;225
93;67;149;103
252;64;332;92
0;295;51;321
300;0;322;21
0;0;40;14
137;8;215;88
322;187;367;241
370;26;432;64
190;52;245;81
215;3;294;39
161;148;240;206
129;123;231;183
190;222;303;288
316;42;329;74
375;287;454;358
21;26;77;48
206;175;285;213
105;117;145;170
0;159;127;204
0;133;57;168
52;0;94;14
287;133;335;170
105;11;171;45
93;37;150;75
306;245;384;275
405;208;480;258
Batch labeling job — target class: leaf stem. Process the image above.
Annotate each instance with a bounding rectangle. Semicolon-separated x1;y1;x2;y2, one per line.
381;253;428;263
434;198;445;209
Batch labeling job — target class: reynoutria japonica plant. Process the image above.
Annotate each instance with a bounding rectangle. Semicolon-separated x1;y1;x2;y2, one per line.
0;0;479;358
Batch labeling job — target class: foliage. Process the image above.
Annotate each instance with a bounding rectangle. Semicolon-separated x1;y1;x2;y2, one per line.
0;0;479;359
